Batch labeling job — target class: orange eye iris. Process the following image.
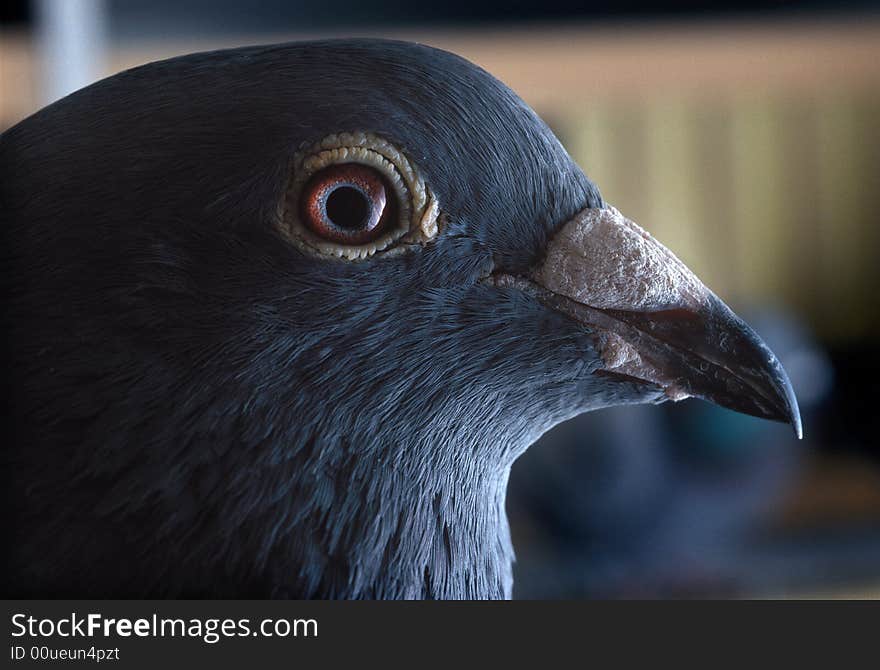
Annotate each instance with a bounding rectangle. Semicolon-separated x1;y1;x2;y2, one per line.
300;163;393;244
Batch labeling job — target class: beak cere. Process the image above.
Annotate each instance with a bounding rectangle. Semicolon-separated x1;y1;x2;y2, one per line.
518;206;802;437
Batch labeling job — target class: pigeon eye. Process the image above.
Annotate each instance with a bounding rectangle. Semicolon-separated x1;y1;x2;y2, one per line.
301;164;394;244
283;132;440;260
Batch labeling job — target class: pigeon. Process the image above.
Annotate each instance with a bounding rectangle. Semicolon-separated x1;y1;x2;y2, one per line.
0;39;800;599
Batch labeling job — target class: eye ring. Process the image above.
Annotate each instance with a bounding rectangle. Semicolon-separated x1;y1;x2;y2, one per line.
281;132;441;261
301;163;394;245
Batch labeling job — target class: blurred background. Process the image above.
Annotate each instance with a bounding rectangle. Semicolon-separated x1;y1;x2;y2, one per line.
1;0;878;598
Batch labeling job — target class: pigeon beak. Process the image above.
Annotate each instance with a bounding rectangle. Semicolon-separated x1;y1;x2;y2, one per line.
496;205;802;438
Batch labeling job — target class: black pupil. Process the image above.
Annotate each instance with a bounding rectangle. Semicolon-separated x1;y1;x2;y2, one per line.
325;185;370;230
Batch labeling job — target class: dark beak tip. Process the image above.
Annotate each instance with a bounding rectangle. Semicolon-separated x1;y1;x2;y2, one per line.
731;344;804;440
776;368;803;440
708;295;804;440
792;413;804;440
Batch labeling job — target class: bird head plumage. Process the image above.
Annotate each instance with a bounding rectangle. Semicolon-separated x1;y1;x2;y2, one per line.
1;39;800;598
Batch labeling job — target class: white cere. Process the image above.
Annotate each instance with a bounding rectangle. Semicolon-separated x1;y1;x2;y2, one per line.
532;205;710;312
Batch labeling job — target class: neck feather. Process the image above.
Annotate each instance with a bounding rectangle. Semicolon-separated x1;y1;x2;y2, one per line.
260;439;516;599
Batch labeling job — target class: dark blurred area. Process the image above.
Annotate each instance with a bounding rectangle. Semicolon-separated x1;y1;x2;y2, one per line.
2;0;878;597
5;1;880;32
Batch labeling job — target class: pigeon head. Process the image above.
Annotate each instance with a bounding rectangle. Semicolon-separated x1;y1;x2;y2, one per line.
2;39;799;599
